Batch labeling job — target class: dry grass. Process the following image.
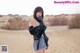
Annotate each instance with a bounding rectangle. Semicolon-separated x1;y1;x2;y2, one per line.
0;14;80;53
0;26;80;53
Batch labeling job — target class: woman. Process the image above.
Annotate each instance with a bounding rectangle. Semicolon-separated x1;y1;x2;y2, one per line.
29;6;49;53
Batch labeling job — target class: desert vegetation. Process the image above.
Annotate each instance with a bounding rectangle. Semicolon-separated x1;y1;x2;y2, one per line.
0;14;80;30
68;14;80;29
1;16;29;30
0;14;80;53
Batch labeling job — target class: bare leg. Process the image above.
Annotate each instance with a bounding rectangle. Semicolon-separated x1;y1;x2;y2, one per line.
35;48;46;53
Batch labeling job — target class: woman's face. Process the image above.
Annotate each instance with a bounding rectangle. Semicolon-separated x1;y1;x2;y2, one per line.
36;12;42;17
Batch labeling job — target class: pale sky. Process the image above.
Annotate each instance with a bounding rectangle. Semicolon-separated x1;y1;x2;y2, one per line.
0;0;80;15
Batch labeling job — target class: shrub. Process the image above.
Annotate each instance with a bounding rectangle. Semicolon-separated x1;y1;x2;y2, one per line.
68;15;80;29
2;17;29;30
0;15;3;17
7;14;13;17
48;17;68;26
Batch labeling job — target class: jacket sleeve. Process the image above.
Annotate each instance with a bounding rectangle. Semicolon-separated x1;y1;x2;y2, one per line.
28;25;47;39
43;33;49;46
36;25;47;38
28;26;37;35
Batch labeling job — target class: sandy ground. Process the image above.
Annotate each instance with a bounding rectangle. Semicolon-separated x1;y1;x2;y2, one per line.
0;26;80;53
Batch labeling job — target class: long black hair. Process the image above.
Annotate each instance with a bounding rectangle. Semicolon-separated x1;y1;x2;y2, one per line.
33;6;44;19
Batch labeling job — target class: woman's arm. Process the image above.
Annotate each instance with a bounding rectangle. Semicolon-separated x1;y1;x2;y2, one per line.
29;18;37;27
29;18;39;35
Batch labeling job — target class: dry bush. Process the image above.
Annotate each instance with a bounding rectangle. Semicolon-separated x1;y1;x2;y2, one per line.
0;15;3;17
7;14;13;17
2;17;29;30
48;17;68;26
68;15;80;29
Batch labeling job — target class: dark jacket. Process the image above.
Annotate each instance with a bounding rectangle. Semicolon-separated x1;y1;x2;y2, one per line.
28;24;49;46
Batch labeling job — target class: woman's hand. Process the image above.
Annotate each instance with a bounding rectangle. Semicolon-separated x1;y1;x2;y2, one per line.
45;45;49;50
